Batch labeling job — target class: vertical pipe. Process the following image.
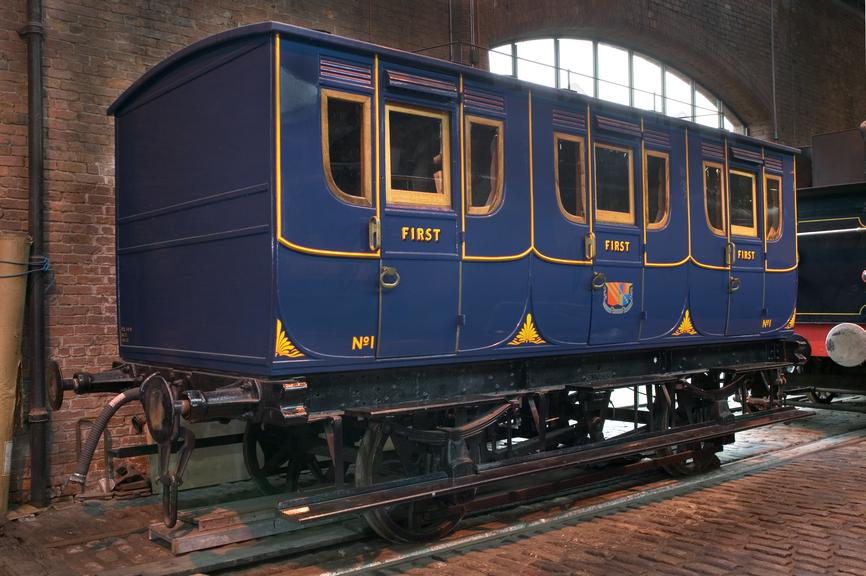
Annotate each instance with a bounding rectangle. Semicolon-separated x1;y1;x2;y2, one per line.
448;0;454;62
770;0;779;141
20;0;48;508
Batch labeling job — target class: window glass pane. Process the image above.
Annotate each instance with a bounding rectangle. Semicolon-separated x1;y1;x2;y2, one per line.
556;136;585;221
766;177;782;241
597;43;629;105
704;164;724;234
489;44;513;76
646;154;668;227
326;97;364;199
665;70;692;121
596;145;632;223
558;38;594;96
730;172;756;235
632;54;662;112
695;86;720;128
389;111;443;194
467;120;502;212
516;39;555;87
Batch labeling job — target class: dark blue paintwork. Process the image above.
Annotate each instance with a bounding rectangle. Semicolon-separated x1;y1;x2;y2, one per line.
109;22;799;377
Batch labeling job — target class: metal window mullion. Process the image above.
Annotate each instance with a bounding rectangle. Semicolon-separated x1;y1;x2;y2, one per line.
554;38;561;89
511;42;517;77
660;62;667;116
628;50;634;107
593;40;599;98
690;78;696;123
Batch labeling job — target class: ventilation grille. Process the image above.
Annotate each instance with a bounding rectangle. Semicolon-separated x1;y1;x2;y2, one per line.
464;88;505;115
643;129;670;148
553;108;586;132
386;70;457;98
730;147;764;165
596;115;641;137
319;58;372;88
764;155;783;172
701;141;725;160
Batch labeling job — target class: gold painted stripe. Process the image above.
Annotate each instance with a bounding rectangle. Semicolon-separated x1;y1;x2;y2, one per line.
459;74;466;260
528;90;535;246
275;34;380;260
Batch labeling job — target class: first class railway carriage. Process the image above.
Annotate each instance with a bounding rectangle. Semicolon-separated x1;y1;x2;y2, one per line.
60;22;808;542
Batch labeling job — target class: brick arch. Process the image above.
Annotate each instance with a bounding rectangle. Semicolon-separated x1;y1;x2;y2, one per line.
476;0;774;135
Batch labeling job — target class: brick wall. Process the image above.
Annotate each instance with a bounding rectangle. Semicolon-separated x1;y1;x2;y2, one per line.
0;0;862;502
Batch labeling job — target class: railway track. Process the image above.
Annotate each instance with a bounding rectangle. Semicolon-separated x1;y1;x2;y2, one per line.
93;418;866;576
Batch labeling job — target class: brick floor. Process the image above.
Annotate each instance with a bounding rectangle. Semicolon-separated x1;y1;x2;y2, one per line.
1;404;865;576
392;439;866;576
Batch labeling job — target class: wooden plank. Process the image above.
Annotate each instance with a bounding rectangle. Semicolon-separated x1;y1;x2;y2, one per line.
99;521;369;576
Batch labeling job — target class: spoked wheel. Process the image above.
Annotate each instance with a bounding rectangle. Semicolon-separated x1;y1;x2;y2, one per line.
654;388;721;477
355;423;465;542
243;422;306;494
807;390;836;404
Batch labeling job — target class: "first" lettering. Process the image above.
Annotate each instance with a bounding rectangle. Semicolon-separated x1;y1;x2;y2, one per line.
401;226;441;243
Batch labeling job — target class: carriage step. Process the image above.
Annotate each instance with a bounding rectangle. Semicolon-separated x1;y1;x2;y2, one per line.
277;406;810;524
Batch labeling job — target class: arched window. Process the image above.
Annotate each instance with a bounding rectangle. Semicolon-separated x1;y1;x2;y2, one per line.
488;38;746;134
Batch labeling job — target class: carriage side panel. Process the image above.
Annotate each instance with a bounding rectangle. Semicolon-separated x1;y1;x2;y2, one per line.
114;38;274;373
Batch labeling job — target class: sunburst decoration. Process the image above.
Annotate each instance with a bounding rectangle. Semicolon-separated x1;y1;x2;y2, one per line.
784;309;796;330
508;313;546;346
275;319;305;358
672;309;698;336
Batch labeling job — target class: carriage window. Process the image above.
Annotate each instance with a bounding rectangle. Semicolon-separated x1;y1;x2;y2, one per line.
645;151;669;229
386;105;451;208
765;175;782;241
703;162;725;236
466;117;504;215
555;133;586;223
321;89;371;206
595;144;634;224
729;170;757;237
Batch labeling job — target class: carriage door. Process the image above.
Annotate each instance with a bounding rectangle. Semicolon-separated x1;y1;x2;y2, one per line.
377;81;459;358
589;134;643;345
726;148;765;336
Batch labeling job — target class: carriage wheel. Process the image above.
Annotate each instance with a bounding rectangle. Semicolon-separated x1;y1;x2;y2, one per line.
806;390;836;404
355;423;465;542
242;422;303;494
654;390;720;477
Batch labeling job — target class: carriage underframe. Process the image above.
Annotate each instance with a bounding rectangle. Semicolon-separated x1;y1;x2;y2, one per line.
56;338;808;542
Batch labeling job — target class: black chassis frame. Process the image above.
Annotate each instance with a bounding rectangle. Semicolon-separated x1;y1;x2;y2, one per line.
125;337;803;423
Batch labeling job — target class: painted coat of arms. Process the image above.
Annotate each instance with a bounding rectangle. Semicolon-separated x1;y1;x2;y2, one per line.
602;281;634;314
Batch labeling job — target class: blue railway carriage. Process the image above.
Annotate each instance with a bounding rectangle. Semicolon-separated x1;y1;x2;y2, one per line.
57;22;807;542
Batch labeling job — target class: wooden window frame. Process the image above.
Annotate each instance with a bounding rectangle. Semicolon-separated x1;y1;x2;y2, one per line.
764;173;783;242
643;149;670;230
465;115;505;216
703;161;727;237
729;169;758;237
594;142;635;225
385;103;452;209
553;132;587;224
320;88;372;207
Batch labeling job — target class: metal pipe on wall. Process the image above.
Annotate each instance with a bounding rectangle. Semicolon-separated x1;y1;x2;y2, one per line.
20;0;48;508
770;0;779;141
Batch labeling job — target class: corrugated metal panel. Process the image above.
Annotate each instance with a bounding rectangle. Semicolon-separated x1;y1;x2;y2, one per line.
319;57;373;88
